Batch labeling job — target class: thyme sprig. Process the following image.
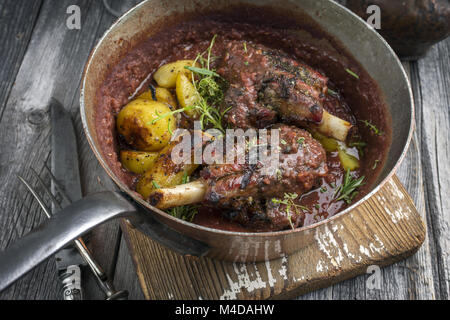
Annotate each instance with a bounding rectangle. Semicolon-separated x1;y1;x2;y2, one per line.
151;35;228;134
334;169;365;204
360;120;384;136
272;193;309;230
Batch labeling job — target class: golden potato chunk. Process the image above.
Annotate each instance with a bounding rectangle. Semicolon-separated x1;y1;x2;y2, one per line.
153;60;196;88
120;150;159;175
138;86;177;108
176;74;200;119
136;141;199;199
116;99;176;152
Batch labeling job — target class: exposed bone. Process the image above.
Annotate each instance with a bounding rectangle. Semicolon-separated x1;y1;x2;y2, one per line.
317;110;352;142
148;181;206;210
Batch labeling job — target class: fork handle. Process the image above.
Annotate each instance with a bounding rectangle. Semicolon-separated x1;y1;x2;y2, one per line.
0;192;137;293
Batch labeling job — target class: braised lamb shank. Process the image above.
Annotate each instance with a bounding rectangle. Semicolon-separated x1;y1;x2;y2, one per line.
217;41;327;130
199;125;327;231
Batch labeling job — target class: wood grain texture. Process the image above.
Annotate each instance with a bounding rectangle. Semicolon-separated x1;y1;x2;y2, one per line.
0;0;43;119
122;175;425;300
413;39;450;300
113;233;146;300
0;0;142;300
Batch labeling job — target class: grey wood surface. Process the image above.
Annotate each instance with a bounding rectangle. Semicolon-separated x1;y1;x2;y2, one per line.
0;0;448;300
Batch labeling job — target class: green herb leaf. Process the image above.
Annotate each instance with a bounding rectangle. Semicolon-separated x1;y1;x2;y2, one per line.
349;141;367;157
346;68;360;79
297;137;305;146
185;66;220;78
327;88;338;96
372;159;381;170
152;181;161;189
349;141;367;148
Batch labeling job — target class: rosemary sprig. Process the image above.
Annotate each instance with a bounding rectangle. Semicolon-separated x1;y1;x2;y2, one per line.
167;172;198;222
334;169;365;204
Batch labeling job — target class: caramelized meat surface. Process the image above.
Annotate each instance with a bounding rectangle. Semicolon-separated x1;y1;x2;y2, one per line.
217;41;328;130
199;125;328;231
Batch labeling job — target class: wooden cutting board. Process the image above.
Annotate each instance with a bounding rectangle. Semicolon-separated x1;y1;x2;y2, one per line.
121;175;425;300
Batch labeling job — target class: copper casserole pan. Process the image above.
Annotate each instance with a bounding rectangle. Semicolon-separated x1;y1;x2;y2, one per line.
0;0;414;291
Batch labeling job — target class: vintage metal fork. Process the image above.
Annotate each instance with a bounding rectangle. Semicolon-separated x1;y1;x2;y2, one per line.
17;165;128;300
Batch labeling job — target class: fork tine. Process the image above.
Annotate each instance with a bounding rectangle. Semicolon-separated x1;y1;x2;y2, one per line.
30;168;63;211
42;164;72;205
17;175;52;219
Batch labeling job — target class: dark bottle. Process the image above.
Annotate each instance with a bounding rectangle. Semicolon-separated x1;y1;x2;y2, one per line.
345;0;450;60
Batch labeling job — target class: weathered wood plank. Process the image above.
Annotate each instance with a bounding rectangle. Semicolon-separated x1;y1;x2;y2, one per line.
113;231;145;300
414;39;450;300
65;0;143;300
0;0;43;116
391;62;437;300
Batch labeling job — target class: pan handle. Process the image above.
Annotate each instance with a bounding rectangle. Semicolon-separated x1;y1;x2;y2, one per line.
0;191;209;293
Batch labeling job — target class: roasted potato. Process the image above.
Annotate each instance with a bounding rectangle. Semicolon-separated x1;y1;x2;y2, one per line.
154;60;197;88
120;150;159;175
136;141;199;199
138;86;177;108
116;99;176;152
176;73;200;119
